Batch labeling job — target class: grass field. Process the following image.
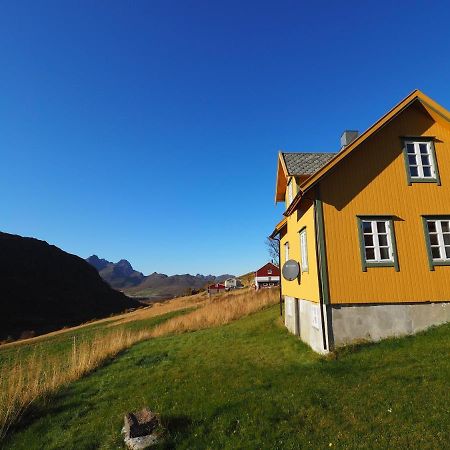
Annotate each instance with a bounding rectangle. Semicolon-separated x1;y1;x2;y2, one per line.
2;300;449;449
0;288;277;442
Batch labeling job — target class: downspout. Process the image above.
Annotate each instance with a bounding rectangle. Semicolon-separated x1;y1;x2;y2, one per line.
314;195;329;351
271;236;283;317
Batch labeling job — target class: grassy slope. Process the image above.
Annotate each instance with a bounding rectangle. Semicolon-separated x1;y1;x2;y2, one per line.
0;308;191;367
3;306;449;449
0;291;210;365
238;271;254;287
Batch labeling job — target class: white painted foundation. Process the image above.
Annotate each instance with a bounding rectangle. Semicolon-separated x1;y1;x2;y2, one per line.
284;297;328;354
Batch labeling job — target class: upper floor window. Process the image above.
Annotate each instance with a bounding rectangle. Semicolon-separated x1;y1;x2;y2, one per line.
268;269;272;275
403;139;440;184
287;179;294;206
357;217;399;271
300;228;308;272
423;216;450;269
284;242;289;262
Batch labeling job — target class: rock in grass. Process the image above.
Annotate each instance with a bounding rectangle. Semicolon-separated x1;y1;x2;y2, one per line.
123;408;162;449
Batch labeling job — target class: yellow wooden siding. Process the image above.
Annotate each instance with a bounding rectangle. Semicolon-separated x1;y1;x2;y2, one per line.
320;102;450;303
280;200;320;302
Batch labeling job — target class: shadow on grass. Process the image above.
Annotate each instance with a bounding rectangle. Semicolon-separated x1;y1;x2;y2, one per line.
158;414;194;448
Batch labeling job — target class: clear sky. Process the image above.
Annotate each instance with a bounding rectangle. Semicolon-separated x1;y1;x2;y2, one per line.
1;1;450;276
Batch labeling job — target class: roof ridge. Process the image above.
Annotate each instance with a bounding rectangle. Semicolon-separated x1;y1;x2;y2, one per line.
282;151;336;154
284;89;450;216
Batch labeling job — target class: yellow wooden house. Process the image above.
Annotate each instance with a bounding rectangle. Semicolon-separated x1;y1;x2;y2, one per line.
271;90;450;353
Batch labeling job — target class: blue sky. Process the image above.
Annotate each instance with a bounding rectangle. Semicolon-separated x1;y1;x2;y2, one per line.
1;1;450;276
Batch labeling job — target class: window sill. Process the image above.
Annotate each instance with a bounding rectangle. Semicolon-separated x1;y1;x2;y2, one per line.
362;262;398;272
409;178;439;184
430;261;450;270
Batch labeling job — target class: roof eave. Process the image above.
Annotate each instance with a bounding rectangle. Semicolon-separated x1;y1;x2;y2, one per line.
269;217;287;239
275;152;289;202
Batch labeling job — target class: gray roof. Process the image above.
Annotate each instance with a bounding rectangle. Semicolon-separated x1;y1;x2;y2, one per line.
282;152;336;176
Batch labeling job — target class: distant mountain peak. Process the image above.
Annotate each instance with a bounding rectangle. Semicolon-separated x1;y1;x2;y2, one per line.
86;255;110;271
86;256;144;289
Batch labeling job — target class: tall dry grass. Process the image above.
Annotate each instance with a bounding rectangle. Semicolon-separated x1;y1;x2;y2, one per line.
0;328;152;439
0;287;279;440
151;288;279;337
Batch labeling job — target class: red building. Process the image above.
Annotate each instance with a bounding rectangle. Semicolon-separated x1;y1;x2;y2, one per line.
208;283;226;294
255;262;280;289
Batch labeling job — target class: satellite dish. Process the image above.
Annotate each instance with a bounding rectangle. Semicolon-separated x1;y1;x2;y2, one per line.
282;260;300;281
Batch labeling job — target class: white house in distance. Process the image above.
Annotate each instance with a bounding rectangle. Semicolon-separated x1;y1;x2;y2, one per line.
254;262;280;289
224;278;243;290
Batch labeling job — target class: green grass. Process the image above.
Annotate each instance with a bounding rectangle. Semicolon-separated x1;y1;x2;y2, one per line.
0;308;192;370
3;306;450;449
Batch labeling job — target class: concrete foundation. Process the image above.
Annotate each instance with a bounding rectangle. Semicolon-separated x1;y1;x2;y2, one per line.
284;296;450;353
331;301;450;347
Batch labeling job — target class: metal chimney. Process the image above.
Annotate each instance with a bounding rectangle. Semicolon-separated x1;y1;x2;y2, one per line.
340;130;359;149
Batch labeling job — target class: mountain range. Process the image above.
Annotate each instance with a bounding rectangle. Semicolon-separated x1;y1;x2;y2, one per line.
86;255;145;289
86;255;234;300
0;233;140;341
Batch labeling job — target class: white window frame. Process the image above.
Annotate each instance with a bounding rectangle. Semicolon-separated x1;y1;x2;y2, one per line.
287;179;294;206
284;242;289;262
404;140;437;181
425;218;450;262
299;228;308;272
360;219;396;265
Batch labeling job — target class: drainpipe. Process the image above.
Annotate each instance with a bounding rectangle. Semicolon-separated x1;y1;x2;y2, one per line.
270;236;283;317
314;198;328;351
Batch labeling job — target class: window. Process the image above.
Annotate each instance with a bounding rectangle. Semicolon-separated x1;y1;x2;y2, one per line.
300;228;308;272
403;140;439;183
287;179;294;206
267;269;272;274
423;217;450;269
357;217;399;271
284;242;289;262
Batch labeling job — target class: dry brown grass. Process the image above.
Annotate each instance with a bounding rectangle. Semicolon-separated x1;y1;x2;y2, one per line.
0;291;209;351
151;288;279;337
0;328;153;439
109;290;209;327
0;288;279;440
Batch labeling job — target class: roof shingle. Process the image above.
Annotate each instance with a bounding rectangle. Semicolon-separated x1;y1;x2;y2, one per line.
282;152;336;176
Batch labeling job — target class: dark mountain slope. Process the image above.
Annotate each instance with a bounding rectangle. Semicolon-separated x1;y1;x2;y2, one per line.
0;233;140;340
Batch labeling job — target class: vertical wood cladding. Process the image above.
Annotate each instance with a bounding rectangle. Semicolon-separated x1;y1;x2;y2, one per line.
321;102;450;303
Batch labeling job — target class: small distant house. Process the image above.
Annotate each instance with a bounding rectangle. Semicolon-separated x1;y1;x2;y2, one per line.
224;278;243;290
255;262;280;289
208;283;225;295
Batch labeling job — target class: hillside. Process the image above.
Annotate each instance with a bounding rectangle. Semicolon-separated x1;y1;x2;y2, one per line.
1;302;449;449
0;233;140;341
86;255;234;299
238;271;255;287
